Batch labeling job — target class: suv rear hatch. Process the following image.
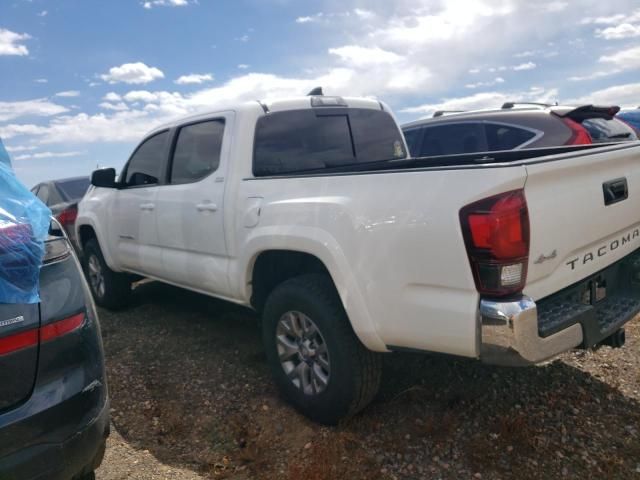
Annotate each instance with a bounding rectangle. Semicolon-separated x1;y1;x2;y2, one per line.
524;143;640;301
553;105;639;144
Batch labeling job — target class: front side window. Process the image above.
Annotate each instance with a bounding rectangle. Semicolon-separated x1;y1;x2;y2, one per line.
124;131;168;187
418;123;487;157
253;108;406;176
485;123;537;151
170;120;225;184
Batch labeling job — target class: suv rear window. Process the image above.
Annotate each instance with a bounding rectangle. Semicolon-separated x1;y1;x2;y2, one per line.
253;108;406;176
580;118;638;143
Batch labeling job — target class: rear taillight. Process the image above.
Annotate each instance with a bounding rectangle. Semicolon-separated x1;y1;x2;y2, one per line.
460;189;530;297
562;117;592;145
56;206;77;226
0;313;85;356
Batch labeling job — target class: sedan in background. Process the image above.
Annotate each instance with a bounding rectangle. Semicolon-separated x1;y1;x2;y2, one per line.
31;177;90;250
402;103;638;158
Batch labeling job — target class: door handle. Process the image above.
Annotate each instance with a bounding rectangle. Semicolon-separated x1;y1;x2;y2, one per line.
140;203;155;211
603;178;628;206
196;202;218;212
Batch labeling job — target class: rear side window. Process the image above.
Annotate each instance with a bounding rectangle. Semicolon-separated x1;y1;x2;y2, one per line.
485;124;536;151
253;108;406;176
36;184;49;204
56;178;90;201
581;118;638;143
403;128;421;156
417;123;487;157
170;120;225;184
124;131;168;187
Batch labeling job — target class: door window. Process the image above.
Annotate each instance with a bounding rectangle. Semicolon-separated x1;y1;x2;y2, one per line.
170;120;225;184
418;123;487;156
485;123;537;150
124;131;168;187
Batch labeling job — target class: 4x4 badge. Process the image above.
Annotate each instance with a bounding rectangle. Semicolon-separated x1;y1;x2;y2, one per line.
0;316;25;328
534;250;557;264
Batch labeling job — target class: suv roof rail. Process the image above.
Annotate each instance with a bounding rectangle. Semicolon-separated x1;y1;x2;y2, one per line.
501;101;557;109
433;110;465;118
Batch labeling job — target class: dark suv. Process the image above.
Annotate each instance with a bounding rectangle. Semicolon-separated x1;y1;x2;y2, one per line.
0;207;109;476
402;103;639;157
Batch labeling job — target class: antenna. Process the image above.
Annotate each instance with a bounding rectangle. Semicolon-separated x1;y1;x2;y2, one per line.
307;87;323;96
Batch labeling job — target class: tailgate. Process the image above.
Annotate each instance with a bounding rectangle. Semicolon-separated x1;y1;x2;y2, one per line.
524;144;640;300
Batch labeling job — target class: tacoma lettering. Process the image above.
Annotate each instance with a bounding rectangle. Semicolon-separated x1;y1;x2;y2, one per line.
566;228;640;270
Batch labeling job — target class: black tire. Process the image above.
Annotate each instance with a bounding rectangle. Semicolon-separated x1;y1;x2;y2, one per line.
262;274;381;425
83;239;131;310
74;472;96;480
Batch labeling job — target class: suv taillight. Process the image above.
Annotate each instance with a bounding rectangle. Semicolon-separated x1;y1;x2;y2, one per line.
56;205;77;226
460;189;530;297
562;117;592;145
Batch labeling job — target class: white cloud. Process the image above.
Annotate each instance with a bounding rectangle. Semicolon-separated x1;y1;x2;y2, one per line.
237;64;250;70
4;145;37;153
465;77;505;89
0;28;31;56
567;82;640;109
174;73;214;85
103;92;122;102
581;9;640;25
55;90;81;98
100;62;165;84
328;45;404;67
37;10;48;17
513;61;536;71
14;151;84;161
599;45;640;70
0;98;68;122
99;102;129;111
142;0;190;8
568;70;620;81
401;87;559;118
237;34;250;42
296;13;323;23
353;8;375;19
596;23;640;39
34;78;48;84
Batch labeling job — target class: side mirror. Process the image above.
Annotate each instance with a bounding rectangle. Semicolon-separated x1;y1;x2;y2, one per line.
91;168;117;188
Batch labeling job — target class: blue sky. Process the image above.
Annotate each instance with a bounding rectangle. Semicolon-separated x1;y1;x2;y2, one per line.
1;0;639;187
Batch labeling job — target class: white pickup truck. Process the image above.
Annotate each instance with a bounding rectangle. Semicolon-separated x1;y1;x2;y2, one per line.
77;93;640;424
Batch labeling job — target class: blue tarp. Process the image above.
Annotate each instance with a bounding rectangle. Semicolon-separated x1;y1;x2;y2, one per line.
0;139;51;304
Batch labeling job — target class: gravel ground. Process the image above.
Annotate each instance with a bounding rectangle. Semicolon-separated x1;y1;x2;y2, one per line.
96;281;640;480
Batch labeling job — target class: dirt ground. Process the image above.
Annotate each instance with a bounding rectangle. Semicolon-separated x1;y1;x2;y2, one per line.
96;281;640;480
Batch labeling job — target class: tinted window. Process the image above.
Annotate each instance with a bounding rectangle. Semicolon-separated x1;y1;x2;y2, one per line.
581;118;638;143
170;120;225;184
403;128;422;156
56;178;90;201
349;109;406;162
253;109;405;176
485;124;536;151
125;131;168;186
418;123;487;157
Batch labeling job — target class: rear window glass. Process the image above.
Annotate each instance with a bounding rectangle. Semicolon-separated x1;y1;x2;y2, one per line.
253;108;406;176
485;124;536;151
57;178;90;201
170;120;225;184
581;118;638;143
417;123;487;157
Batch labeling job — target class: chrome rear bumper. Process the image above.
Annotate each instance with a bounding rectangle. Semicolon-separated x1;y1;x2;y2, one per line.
479;296;583;366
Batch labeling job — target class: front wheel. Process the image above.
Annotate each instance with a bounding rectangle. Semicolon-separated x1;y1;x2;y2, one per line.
262;274;381;425
83;239;131;310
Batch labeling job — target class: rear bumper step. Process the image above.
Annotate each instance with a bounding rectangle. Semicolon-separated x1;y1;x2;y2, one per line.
480;249;640;366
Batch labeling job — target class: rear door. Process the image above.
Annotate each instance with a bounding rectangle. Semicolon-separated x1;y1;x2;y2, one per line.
523;144;640;300
154;115;233;296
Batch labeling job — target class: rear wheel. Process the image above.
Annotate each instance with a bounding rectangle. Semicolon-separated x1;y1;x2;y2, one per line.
262;274;381;425
83;239;131;310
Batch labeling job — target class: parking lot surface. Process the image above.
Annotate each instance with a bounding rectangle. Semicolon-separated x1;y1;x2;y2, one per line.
97;282;640;479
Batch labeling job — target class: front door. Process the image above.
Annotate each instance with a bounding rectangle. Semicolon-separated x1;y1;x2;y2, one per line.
112;130;169;277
